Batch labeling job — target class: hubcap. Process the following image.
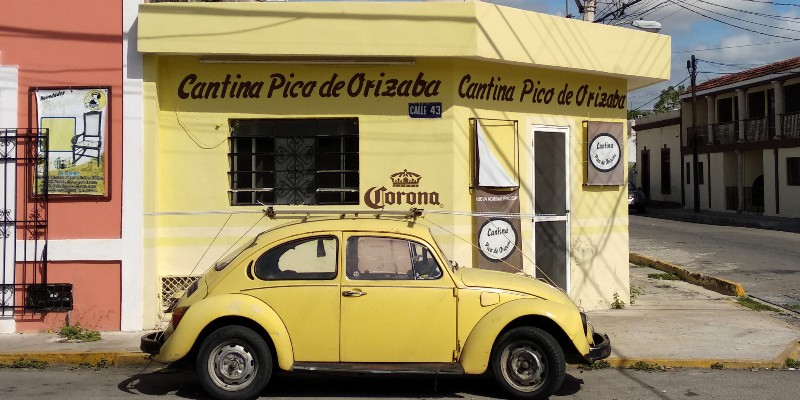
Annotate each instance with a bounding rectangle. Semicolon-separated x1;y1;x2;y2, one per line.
501;341;547;392
207;341;257;392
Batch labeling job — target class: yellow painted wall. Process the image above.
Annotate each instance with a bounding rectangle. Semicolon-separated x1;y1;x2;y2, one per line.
138;2;671;324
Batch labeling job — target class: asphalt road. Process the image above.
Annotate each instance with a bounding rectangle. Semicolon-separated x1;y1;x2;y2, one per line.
629;214;800;310
0;366;798;399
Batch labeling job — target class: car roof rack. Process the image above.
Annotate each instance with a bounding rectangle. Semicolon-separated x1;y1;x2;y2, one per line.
264;207;423;220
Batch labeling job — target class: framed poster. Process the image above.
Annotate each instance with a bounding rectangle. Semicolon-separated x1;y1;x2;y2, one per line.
585;121;624;186
35;87;109;196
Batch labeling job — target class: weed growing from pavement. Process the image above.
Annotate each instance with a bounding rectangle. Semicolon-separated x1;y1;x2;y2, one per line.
630;285;644;305
647;272;681;281
710;362;724;370
736;297;779;312
631;361;664;372
59;324;101;342
611;292;626;309
786;358;799;369
76;358;111;370
0;358;49;369
579;360;611;371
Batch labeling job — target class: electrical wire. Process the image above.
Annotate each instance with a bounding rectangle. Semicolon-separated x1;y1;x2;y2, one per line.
668;0;800;40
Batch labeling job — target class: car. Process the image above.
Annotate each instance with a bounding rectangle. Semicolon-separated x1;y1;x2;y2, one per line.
628;181;647;213
141;210;610;400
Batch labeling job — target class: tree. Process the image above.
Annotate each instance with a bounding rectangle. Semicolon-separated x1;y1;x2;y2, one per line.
652;85;685;114
627;109;651;120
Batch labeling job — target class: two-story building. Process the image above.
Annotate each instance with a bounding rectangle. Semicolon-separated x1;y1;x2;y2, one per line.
682;57;800;216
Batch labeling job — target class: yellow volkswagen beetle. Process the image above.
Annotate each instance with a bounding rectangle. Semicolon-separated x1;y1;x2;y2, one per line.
142;214;609;400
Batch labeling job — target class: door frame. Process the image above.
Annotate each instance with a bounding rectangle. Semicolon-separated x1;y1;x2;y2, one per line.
530;124;571;294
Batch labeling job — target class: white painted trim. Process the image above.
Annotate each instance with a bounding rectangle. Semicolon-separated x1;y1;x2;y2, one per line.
530;124;571;295
122;0;146;331
0;66;18;328
16;239;123;261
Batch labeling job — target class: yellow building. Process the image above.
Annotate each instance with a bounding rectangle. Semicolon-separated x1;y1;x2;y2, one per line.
137;1;670;327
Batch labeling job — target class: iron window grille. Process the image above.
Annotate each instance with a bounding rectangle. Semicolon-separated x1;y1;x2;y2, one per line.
228;118;359;206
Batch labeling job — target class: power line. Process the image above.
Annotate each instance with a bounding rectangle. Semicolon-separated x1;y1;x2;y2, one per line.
675;0;800;35
673;38;798;53
668;0;800;40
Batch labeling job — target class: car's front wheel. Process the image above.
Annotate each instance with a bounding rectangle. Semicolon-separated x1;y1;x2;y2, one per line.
491;326;565;400
196;325;272;400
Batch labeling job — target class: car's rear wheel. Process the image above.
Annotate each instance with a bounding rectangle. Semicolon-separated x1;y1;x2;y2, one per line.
491;326;565;400
196;325;272;400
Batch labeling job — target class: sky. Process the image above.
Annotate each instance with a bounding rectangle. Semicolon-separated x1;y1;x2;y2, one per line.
480;0;800;111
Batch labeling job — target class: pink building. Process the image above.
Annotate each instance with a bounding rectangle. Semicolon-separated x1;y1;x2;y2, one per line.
0;0;140;332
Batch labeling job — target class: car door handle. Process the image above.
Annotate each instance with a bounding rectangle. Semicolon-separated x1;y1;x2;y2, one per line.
342;290;367;297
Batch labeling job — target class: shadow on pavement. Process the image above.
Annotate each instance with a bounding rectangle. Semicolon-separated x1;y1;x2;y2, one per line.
116;366;586;399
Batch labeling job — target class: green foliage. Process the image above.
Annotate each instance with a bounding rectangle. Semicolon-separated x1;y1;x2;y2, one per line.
0;358;49;369
77;358;110;370
579;360;611;371
630;285;644;305
611;292;626;309
627;109;651;120
631;361;664;372
785;358;799;369
648;272;681;281
653;85;685;114
59;325;101;342
736;297;779;312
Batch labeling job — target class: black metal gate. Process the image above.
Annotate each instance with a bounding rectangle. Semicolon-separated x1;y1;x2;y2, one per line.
0;128;71;315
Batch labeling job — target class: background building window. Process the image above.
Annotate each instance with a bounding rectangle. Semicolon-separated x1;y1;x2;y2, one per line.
686;162;691;185
228;118;359;206
698;162;705;185
660;148;671;194
788;157;800;186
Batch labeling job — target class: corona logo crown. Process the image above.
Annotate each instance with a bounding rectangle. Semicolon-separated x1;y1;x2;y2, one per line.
390;169;421;187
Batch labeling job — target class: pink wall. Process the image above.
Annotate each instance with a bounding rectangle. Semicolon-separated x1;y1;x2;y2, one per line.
15;262;122;332
1;1;124;332
0;0;123;239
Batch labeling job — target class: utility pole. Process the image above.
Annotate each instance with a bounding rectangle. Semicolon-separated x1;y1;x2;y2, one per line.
688;55;700;212
584;0;596;21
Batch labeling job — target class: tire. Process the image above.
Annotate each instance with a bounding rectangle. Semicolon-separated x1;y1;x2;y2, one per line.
491;326;566;400
196;325;272;400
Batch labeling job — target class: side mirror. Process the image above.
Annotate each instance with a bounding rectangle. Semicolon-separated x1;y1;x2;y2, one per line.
449;260;459;271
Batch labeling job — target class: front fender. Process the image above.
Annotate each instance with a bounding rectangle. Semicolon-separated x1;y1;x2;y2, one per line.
153;293;294;370
459;298;587;374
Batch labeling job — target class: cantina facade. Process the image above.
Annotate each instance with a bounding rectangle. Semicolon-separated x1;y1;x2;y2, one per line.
137;1;670;327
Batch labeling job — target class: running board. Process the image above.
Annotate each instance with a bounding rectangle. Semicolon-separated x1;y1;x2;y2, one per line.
291;362;465;375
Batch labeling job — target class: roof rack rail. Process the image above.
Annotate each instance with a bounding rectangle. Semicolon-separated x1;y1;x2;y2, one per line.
264;207;424;220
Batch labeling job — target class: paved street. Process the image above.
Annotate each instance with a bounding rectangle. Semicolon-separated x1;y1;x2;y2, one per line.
629;214;800;311
0;365;798;399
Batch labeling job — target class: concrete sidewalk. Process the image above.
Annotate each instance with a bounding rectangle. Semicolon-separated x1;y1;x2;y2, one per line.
1;265;799;370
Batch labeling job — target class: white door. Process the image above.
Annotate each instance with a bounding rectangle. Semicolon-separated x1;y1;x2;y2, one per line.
531;125;570;293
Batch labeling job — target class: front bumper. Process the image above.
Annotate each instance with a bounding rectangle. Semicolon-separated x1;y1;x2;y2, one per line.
140;331;166;355
587;332;611;362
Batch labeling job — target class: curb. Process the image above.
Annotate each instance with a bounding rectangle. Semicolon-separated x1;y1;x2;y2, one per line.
630;252;747;297
0;351;151;367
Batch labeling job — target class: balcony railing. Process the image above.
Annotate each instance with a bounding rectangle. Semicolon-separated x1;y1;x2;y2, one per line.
712;122;738;145
784;112;800;139
743;117;769;143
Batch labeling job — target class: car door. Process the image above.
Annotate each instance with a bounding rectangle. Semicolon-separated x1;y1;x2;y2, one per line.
339;233;457;363
243;233;342;362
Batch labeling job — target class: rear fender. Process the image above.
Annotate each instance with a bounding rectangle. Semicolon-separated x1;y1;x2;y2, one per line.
459;298;587;374
153;293;294;370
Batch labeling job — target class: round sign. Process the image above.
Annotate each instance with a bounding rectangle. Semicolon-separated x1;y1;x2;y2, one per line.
478;219;517;261
588;133;621;172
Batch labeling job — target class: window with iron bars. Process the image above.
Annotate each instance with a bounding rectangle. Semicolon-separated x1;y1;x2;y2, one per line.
228;118;359;206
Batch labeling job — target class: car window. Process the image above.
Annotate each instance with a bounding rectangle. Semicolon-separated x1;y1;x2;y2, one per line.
346;236;442;280
254;236;338;280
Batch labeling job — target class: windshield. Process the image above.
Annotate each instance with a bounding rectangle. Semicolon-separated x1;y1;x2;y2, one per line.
213;237;258;271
